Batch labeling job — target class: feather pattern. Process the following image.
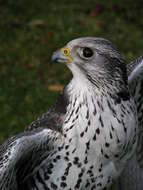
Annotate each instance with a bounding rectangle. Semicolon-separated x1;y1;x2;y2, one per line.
0;128;62;190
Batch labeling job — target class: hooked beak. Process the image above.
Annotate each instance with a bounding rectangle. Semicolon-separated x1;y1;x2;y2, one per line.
52;47;72;63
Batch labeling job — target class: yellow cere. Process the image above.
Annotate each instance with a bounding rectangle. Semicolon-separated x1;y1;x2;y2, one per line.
61;47;72;63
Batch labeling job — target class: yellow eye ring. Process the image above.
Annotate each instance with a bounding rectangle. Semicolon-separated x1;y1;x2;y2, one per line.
62;48;70;56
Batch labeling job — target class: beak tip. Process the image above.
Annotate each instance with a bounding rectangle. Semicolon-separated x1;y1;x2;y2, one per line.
51;51;58;62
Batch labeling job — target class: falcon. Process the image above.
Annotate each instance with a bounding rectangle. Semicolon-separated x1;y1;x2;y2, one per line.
0;37;137;190
116;56;143;190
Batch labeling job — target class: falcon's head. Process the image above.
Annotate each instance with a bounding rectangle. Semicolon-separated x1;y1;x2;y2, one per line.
52;37;127;89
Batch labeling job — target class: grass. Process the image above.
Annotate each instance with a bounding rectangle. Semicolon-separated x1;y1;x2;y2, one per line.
0;0;143;143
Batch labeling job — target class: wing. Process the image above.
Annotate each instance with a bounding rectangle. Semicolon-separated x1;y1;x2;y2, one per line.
115;56;143;190
0;128;62;190
27;89;69;132
127;56;143;166
0;86;69;190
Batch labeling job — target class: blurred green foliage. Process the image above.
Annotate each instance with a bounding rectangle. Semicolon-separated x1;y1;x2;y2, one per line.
0;0;143;143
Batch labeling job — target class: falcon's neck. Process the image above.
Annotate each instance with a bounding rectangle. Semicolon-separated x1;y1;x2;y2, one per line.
63;77;117;141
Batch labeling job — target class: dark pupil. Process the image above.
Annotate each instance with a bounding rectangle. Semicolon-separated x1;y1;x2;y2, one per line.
83;47;93;58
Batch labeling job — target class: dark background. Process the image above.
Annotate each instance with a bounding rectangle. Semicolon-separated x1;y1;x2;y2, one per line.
0;0;143;143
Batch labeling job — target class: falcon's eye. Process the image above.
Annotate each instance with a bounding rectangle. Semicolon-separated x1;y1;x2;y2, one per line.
82;47;94;58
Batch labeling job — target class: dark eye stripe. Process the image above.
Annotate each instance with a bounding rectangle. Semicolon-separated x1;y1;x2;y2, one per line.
83;47;93;58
